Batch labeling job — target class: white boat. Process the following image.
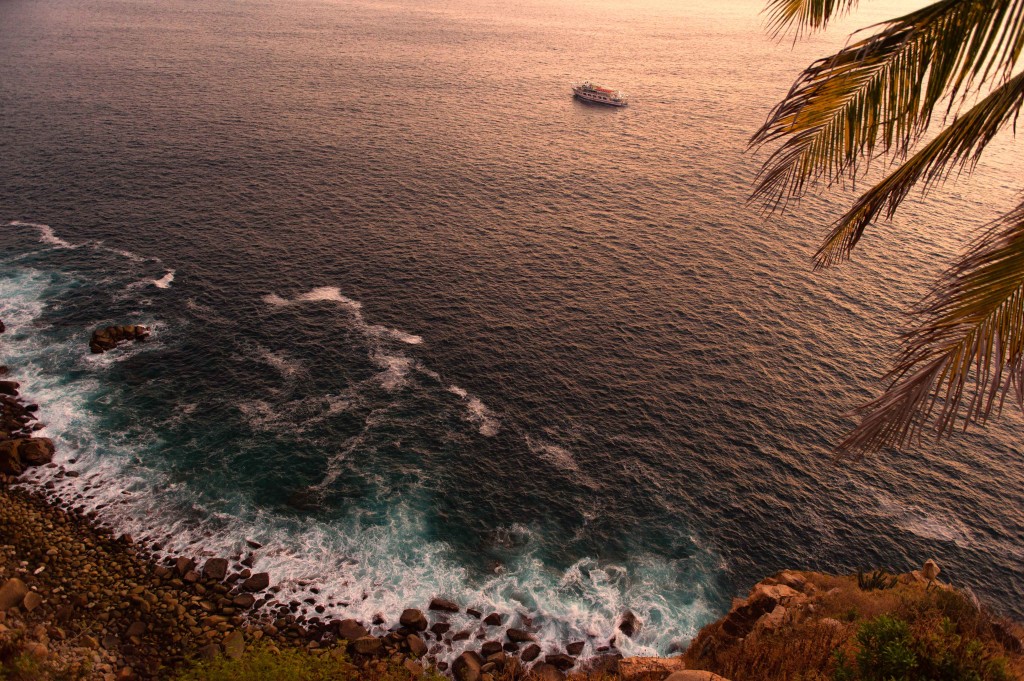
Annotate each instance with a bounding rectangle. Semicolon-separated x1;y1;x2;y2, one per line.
572;81;628;106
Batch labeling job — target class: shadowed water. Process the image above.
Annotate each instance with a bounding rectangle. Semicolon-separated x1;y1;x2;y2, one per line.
1;0;1022;659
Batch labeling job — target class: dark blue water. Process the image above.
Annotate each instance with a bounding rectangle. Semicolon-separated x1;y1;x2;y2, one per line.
1;0;1021;658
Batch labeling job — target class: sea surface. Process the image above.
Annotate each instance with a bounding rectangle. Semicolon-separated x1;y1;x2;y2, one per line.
1;0;1022;660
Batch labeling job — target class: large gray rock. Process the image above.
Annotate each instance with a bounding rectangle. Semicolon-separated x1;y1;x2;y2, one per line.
0;578;29;610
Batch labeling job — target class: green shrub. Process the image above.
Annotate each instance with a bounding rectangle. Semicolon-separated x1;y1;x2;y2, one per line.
833;614;1011;681
173;644;357;681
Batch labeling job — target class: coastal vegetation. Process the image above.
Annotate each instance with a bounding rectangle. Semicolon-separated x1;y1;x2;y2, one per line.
754;0;1024;456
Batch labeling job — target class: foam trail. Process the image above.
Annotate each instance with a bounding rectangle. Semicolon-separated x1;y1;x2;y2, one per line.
449;385;501;436
8;221;77;248
153;270;175;288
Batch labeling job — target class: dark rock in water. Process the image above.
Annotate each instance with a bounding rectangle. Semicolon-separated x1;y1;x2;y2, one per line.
452;651;484;681
372;613;386;625
0;381;20;397
520;643;542;662
567;641;585;656
0;366;8;376
507;628;536;643
350;636;383;656
452;630;471;641
203;558;229;581
430;622;451;636
242;572;270;592
503;641;519;653
481;640;503;657
399;608;428;631
174;557;195;576
0;319;5;333
338;619;369;641
532;662;567;681
545;654;576;671
232;594;255;609
246;539;263;549
466;608;482;618
618;611;640;638
89;325;150;354
483;612;503;626
429;597;460;613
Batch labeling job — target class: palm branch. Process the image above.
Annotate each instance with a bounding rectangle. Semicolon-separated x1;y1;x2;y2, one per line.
765;0;860;35
816;70;1024;267
839;200;1024;456
752;0;1024;213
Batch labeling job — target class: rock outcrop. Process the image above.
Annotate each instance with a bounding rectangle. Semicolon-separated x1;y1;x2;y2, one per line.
0;437;55;475
89;325;150;353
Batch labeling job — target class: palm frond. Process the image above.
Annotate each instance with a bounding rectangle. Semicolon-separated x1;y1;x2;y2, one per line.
838;199;1024;457
752;0;1024;211
765;0;858;36
816;70;1024;268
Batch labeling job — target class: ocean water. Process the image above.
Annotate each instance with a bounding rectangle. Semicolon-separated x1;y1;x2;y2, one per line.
1;0;1022;660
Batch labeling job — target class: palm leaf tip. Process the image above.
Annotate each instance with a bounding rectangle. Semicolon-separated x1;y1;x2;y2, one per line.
764;0;859;36
837;200;1024;457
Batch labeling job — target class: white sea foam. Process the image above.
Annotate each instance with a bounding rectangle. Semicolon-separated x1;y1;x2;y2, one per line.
153;270;175;288
448;385;501;436
0;266;725;664
9;221;78;249
527;437;580;472
873;491;974;547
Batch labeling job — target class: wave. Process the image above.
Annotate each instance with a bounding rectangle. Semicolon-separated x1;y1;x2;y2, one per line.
153;270;175;288
449;386;501;437
9;221;78;249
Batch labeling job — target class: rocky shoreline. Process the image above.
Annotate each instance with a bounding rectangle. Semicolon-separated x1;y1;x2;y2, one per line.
2;320;1022;681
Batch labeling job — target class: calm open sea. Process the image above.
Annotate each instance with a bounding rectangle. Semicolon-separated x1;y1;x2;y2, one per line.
1;0;1022;659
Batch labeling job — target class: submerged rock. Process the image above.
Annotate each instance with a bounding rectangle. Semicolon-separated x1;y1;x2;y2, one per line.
89;325;150;354
619;610;640;638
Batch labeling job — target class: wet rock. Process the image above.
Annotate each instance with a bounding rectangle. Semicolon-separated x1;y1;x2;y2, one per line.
430;622;451;636
241;572;270;592
520;643;541;662
429;597;460;612
0;438;55;475
89;325;150;354
481;641;503;657
338;619;369;640
619;611;640;638
0;578;29;610
532;662;567;681
466;608;482;618
453;650;484;681
232;593;255;609
566;641;585;656
452;630;471;641
400;608;428;631
545;653;575;671
0;381;19;397
507;628;535;643
582;654;623;676
174;557;195;576
203;558;229;581
483;612;503;626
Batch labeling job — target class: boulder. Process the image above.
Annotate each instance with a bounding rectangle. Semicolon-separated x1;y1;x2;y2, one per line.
89;325;150;354
619;611;640;638
481;641;503;657
581;654;623;675
203;558;229;581
350;636;383;656
429;597;460;612
507;628;536;643
430;622;451;636
0;578;29;610
665;672;732;681
566;641;585;656
520;643;542;662
338;619;369;640
0;438;54;475
0;381;19;396
483;612;503;626
545;654;575;671
22;591;42;611
223;630;245;660
618;657;686;681
452;651;483;681
407;634;427;658
241;572;270;592
531;663;566;681
399;608;428;631
174;557;195;576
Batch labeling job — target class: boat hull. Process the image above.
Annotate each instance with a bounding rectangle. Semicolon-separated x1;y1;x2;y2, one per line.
572;88;628;107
